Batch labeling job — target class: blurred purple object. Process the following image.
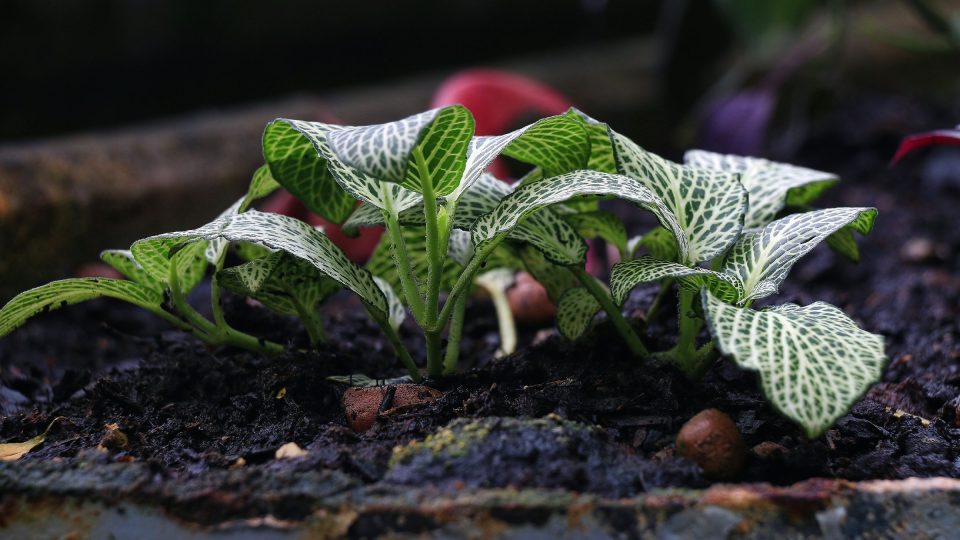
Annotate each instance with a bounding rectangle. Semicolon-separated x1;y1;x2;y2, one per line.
698;89;776;155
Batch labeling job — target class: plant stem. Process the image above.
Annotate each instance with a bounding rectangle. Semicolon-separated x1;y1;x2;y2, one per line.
571;267;649;358
436;240;501;330
210;249;228;331
443;290;468;374
476;277;516;357
382;207;426;323
290;292;326;345
675;288;699;358
367;304;421;382
413;147;447;377
168;263;220;338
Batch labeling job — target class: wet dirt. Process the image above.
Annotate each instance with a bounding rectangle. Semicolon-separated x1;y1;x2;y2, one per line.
1;93;959;503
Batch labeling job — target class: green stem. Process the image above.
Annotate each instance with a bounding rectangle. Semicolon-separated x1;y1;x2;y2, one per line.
210;249;228;331
676;288;698;358
290;292;326;345
367;304;421;382
443;290;468;374
168;263;220;338
435;240;501;330
571;267;649;358
220;326;285;355
414;147;442;325
382;209;426;323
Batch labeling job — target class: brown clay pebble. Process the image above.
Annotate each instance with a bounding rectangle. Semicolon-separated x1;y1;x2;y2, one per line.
342;384;442;432
675;409;745;479
506;271;556;325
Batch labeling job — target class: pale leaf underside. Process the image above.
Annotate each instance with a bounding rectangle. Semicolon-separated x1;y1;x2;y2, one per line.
612;133;746;264
684;149;837;228
702;290;886;437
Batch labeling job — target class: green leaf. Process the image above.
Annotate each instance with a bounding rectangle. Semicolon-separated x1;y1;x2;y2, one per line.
629;227;681;261
131;238;209;294
241;165;283;212
722;207;877;303
702;290;886;437
566;108;617;173
610;255;743;306
218;251;339;318
262;120;356;223
100;250;163;294
267;118;423;216
499;114;590;178
825;227;861;262
556;287;601;340
612;133;747;264
517;246;579;303
400;105;474;195
684;150;838;228
138;210;389;314
0;279;163;337
565;210;627;256
326;108;445;184
472;170;682;266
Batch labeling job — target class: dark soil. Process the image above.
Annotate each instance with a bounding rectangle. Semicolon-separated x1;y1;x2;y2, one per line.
2;93;959;500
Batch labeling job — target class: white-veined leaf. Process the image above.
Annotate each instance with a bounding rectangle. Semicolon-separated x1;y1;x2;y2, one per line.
472;170;682;266
136;210;388;314
373;277;406;330
262;120;357;223
100;250;163;294
218;251;339;317
242;165;283;212
448;229;475;267
702;290;886;437
610;255;743;306
612;133;746;264
565;210;627;256
0;279;163;337
365;225;462;300
684;150;838;228
722;207;877;303
398;105;474;195
556;287;602;340
326;108;443;185
267;118;423;216
629;227;680;261
131;238;209;294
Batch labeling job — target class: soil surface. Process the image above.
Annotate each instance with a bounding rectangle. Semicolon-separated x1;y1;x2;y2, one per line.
2;93;959;500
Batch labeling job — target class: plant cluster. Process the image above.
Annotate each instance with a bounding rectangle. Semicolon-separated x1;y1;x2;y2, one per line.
0;106;886;436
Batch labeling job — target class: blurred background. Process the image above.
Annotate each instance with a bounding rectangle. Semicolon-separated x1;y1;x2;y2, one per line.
1;0;958;298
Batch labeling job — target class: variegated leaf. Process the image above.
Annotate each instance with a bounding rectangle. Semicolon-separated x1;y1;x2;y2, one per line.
131;238;209;294
137;210;388;314
610;255;743;306
565;210;627;256
373;277;406;330
218;251;339;317
267;118;423;215
702;290;886;437
722;208;877;304
326;108;442;184
0;279;164;337
567;108;617;173
450;114;588;201
242;164;283;211
262;120;356;223
517;246;579;303
398;105;474;195
684;150;838;228
629;227;680;262
448;229;475;267
472;170;682;266
100;250;163;294
612;132;746;264
556;287;602;340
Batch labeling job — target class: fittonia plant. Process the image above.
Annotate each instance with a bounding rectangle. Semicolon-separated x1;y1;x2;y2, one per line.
0;105;885;436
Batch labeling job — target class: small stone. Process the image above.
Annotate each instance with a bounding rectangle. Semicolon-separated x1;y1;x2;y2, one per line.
751;441;788;459
275;442;307;459
97;422;128;451
676;409;745;479
900;238;935;263
506;271;555;325
343;384;442;432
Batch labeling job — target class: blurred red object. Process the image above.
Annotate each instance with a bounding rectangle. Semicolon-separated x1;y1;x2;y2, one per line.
890;126;960;165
